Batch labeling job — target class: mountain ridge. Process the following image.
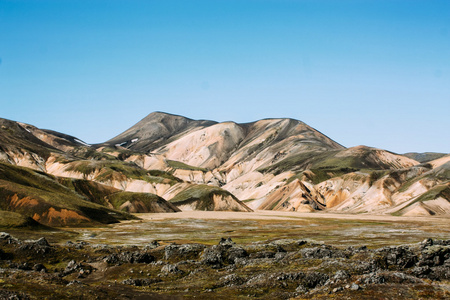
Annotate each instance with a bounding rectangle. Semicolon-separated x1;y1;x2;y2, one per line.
0;112;448;228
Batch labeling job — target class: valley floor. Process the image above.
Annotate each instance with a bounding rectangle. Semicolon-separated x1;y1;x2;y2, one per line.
1;211;449;299
66;210;450;248
138;210;450;223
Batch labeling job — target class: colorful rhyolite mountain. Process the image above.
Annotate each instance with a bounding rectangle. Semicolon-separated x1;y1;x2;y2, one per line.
0;112;448;227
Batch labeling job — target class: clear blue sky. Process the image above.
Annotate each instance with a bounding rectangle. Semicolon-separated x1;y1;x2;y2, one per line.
1;0;449;153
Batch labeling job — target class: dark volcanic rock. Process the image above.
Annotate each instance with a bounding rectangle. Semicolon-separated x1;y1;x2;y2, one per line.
63;260;95;277
219;237;235;246
0;289;30;300
226;246;248;264
200;245;225;268
1;232;449;299
300;245;347;259
122;278;155;286
104;251;155;264
333;270;350;282
145;240;160;250
33;263;47;272
164;244;206;261
375;245;417;269
200;241;249;268
34;237;50;247
161;264;183;274
16;238;53;256
430;265;450;280
418;245;450;267
220;273;245;286
301;272;329;289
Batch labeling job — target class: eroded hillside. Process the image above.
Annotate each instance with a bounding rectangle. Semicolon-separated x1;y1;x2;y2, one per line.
1;112;449;223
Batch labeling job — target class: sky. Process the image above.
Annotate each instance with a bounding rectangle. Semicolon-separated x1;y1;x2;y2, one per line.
0;0;449;153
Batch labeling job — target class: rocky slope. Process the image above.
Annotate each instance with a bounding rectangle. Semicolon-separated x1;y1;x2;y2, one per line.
1;113;449;218
0;117;252;227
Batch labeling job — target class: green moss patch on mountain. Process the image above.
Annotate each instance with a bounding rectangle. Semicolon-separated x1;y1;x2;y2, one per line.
105;192;180;213
287;168;363;185
259;150;364;179
64;160;181;185
68;147;118;161
166;160;208;172
57;177;181;214
0;162;136;227
0;211;42;228
57;177;120;206
170;184;252;212
259;147;415;180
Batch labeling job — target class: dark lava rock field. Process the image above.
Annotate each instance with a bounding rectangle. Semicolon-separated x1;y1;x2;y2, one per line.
0;233;449;299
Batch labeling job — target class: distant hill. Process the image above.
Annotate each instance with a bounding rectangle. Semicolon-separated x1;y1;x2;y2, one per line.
403;152;447;163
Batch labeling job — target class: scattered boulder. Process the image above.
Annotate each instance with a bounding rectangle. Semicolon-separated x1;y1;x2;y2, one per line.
16;238;53;256
161;264;183;274
145;240;160;250
220;274;245;286
164;243;206;261
34;237;50;247
361;272;385;284
333;270;350;282
122;278;154;287
200;239;249;267
226;246;248;264
430;265;450;280
33;263;47;272
200;245;224;268
62;260;95;277
219;237;235;246
301;272;329;289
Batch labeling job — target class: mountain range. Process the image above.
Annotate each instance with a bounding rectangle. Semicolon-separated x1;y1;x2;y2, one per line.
0;112;449;228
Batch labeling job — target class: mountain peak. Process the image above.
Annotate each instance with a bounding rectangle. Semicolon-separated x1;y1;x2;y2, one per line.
104;112;217;152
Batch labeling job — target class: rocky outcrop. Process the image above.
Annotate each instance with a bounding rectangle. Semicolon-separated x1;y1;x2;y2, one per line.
1;233;449;299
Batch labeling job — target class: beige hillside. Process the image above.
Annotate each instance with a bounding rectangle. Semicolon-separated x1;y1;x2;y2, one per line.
1;113;449;217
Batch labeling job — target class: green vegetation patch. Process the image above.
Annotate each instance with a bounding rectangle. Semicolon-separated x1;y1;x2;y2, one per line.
286;167;362;185
69;147;118;161
0;162;136;226
258;150;367;178
259;148;400;179
64;160;181;185
170;185;233;203
106;192;166;210
0;211;41;228
170;184;238;210
166;160;208;172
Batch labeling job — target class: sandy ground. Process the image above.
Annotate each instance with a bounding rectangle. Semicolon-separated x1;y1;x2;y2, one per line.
137;210;450;225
